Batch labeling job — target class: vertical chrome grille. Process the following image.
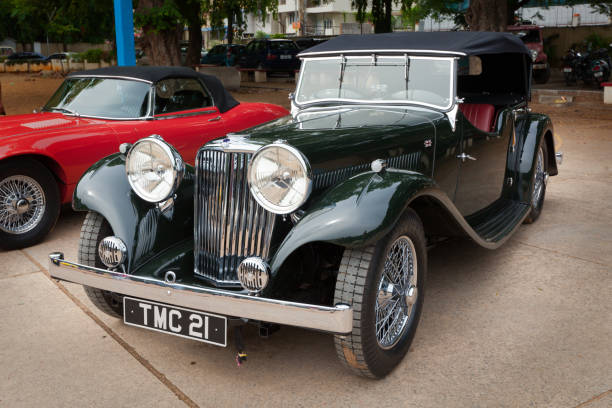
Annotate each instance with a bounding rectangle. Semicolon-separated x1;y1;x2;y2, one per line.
195;148;276;286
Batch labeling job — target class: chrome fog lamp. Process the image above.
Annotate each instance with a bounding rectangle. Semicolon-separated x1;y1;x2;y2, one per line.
248;143;312;214
98;236;127;268
238;257;270;294
125;135;184;203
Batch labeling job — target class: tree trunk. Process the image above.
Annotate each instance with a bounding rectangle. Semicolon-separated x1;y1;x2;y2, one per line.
372;0;393;33
465;0;508;31
227;10;234;45
136;0;182;66
185;21;202;67
177;0;202;67
299;0;305;36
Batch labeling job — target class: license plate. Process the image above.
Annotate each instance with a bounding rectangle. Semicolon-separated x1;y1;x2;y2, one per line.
280;55;291;60
563;68;572;72
123;297;227;347
594;72;603;77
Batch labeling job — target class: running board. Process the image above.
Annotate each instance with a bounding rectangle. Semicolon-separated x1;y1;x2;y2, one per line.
466;199;531;244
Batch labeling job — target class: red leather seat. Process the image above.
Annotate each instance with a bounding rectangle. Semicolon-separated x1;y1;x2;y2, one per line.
459;103;495;132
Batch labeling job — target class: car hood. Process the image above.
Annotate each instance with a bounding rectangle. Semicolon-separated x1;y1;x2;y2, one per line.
234;106;445;173
0;112;109;140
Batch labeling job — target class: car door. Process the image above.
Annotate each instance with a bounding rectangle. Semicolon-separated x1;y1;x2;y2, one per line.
453;108;512;216
111;77;228;165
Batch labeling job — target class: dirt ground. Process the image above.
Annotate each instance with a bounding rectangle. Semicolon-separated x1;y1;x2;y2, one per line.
1;72;612;407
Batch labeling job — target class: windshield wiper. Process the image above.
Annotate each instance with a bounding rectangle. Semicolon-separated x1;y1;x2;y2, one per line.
48;106;80;116
338;55;346;99
404;53;410;91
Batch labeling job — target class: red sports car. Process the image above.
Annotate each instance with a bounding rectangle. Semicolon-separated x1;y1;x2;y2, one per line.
0;66;288;249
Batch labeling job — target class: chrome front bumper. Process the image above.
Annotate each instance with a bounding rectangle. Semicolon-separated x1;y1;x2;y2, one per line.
48;252;353;334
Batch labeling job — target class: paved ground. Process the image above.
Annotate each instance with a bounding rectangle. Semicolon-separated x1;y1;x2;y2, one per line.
1;74;612;407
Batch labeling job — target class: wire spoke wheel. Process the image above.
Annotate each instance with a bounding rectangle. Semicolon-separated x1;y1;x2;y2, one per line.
334;209;426;378
532;146;545;208
375;236;418;349
0;175;46;234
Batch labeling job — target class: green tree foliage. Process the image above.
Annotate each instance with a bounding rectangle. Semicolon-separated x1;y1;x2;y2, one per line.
202;0;278;44
0;0;114;47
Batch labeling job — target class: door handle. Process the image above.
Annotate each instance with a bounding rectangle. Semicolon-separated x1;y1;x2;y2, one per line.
208;115;221;122
457;153;477;162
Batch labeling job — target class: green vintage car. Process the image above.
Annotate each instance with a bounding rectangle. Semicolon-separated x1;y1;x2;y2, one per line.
49;32;562;378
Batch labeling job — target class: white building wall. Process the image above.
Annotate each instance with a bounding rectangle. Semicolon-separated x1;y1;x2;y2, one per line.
518;4;610;27
418;4;611;31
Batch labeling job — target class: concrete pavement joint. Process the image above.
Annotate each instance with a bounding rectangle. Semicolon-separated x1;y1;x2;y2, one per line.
516;241;610;268
0;270;43;280
19;250;200;408
574;388;612;407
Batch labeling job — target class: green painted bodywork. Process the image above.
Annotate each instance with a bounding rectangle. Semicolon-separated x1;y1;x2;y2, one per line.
72;153;195;273
269;169;433;276
72;102;556;292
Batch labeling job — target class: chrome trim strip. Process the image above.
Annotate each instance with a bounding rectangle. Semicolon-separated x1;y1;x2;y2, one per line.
294;56;456;112
67;74;153;84
298;49;467;57
48;253;353;334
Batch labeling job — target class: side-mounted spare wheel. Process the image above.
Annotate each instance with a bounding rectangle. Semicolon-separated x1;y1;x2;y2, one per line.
79;211;124;318
334;208;427;378
0;158;60;249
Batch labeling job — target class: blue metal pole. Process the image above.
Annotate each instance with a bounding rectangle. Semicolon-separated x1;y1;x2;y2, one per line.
113;0;136;66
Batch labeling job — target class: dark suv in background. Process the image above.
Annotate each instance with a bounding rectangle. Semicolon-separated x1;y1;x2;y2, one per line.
201;44;245;66
236;39;300;73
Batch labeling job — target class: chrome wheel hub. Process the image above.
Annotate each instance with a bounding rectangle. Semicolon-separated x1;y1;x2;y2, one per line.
375;235;418;349
0;175;46;234
532;147;546;208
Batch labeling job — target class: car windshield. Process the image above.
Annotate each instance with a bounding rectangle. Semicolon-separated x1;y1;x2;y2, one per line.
270;41;298;51
512;30;540;44
43;77;151;119
296;55;454;110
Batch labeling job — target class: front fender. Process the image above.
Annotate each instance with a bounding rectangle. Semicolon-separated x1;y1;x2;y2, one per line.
514;113;555;203
72;153;195;273
269;169;434;274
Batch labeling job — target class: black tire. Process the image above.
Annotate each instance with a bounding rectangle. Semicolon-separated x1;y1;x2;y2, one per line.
334;209;427;378
0;158;60;250
533;67;550;84
79;211;124;318
524;139;549;224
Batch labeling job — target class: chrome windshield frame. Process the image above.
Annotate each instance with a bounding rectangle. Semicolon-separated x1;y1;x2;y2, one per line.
293;54;458;113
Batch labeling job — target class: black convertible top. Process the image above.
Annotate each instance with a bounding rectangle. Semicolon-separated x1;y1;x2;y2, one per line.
299;31;529;57
68;66;239;113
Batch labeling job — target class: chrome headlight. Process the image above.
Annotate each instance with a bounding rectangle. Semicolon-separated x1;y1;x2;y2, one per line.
530;49;538;62
248;143;312;214
125;135;184;203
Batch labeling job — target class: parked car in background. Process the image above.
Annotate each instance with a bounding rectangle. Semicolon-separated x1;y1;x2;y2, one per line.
0;66;287;249
0;46;15;57
294;37;329;50
236;39;300;73
7;52;45;61
49;32;561;379
201;44;245;66
45;52;77;61
508;25;550;84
